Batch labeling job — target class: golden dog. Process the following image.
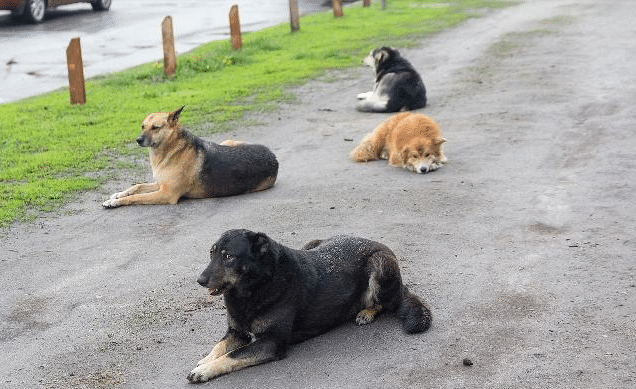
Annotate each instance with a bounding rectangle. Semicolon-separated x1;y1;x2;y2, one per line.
103;106;278;208
350;112;447;173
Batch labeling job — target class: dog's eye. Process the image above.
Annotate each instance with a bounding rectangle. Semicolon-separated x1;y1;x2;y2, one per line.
424;153;431;158
151;125;160;130
221;250;234;262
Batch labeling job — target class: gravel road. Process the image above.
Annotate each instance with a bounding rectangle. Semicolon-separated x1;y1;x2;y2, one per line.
1;0;635;387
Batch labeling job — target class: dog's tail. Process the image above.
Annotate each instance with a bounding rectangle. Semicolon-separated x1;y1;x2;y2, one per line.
396;287;432;334
349;131;381;162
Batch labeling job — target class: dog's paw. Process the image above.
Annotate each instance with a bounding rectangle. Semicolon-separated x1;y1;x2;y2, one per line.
357;91;373;100
355;309;376;326
102;199;120;208
430;161;443;170
109;191;128;200
188;364;214;384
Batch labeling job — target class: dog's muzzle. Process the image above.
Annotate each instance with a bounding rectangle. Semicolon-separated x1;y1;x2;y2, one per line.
197;274;227;295
196;274;208;287
136;135;151;147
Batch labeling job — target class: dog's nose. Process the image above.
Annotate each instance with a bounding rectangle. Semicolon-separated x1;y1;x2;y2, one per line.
196;274;208;287
420;166;429;173
136;136;144;146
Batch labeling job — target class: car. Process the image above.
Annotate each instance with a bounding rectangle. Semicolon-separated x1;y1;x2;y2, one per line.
0;0;111;24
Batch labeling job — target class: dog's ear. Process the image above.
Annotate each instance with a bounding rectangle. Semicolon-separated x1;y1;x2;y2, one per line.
400;147;410;163
377;47;397;63
435;136;447;145
247;231;270;257
168;105;185;126
376;49;389;64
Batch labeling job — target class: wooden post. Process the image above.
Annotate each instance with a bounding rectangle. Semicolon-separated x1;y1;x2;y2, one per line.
229;4;242;50
289;0;300;32
363;0;370;7
66;37;86;105
162;16;176;76
333;0;343;17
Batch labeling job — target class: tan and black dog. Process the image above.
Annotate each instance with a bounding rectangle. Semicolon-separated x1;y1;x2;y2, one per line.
188;229;432;383
102;106;278;208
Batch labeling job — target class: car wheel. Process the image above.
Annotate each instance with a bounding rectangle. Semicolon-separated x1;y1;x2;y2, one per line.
91;0;112;11
22;0;46;24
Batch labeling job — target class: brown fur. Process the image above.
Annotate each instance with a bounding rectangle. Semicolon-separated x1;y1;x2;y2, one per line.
219;139;245;147
103;107;277;208
350;112;447;173
195;336;251;368
193;353;263;381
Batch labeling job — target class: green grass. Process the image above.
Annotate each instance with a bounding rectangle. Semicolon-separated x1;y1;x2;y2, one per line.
0;0;512;226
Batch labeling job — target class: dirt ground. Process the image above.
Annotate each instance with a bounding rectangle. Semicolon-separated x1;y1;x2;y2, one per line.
2;0;635;387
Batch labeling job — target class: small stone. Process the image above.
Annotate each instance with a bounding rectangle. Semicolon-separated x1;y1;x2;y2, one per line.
463;358;473;366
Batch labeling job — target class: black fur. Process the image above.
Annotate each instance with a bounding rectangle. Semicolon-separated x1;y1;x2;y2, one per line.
357;47;427;113
195;229;432;376
182;131;279;197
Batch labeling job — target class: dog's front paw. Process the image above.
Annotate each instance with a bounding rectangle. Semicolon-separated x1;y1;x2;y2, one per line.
102;198;121;209
357;91;372;100
109;191;128;200
430;162;443;171
188;364;214;384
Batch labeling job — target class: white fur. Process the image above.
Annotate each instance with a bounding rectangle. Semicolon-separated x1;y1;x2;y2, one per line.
102;198;119;208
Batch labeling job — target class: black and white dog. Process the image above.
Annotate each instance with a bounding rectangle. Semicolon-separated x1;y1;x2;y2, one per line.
356;47;427;113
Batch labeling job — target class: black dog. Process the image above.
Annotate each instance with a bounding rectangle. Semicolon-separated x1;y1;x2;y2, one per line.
356;47;427;113
188;229;432;383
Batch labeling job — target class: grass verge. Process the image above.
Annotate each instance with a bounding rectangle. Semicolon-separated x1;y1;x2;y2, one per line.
0;0;512;226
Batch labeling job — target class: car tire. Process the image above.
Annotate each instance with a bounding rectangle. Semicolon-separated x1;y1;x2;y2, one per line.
91;0;112;11
22;0;46;24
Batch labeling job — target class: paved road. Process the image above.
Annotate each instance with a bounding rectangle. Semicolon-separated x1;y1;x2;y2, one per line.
1;0;635;388
0;0;326;104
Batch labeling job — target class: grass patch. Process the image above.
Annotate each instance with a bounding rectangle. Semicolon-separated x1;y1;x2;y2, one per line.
541;14;576;26
0;0;512;226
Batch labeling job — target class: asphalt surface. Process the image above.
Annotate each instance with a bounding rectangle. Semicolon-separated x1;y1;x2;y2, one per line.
0;0;327;103
1;0;635;388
